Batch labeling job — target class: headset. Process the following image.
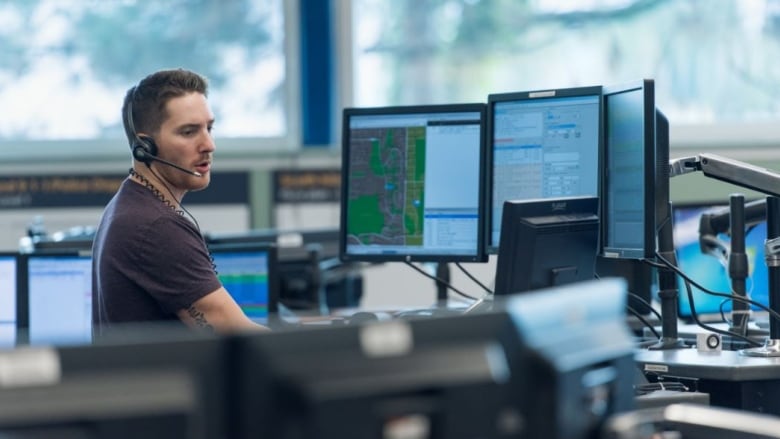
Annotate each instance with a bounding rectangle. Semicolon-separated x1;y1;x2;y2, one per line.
126;85;158;163
125;84;201;177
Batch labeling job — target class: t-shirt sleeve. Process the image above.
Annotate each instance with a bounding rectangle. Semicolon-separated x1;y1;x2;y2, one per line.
131;215;222;313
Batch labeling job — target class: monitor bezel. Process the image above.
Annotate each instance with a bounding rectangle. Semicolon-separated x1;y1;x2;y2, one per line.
17;249;93;345
0;252;20;347
207;242;280;318
339;103;489;263
600;79;657;260
485;85;604;254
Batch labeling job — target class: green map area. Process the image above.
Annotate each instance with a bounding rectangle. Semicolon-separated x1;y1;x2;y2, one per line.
346;126;426;246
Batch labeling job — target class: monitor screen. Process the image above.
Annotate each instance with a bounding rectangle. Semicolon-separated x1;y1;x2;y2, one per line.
0;253;18;348
340;103;488;263
486;86;602;252
209;243;279;325
21;252;92;346
673;202;768;319
494;196;599;295
600;79;656;259
206;229;363;311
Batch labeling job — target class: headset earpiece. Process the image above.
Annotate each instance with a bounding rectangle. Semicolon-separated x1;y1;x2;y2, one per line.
127;85;159;163
132;135;158;164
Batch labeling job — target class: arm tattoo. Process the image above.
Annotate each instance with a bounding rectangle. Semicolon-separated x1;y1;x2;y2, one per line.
187;305;214;332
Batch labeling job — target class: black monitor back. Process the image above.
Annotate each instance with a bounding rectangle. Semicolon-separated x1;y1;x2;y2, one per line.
500;278;636;438
0;326;226;439
494;196;599;295
229;277;635;439
229;312;523;439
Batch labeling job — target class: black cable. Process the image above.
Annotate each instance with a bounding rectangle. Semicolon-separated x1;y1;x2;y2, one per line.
650;252;780;323
654;252;763;347
718;277;757;324
648;254;741;334
454;262;494;296
655;213;671;236
593;271;662;323
719;299;730;324
628;305;661;339
635;381;689;396
404;261;477;301
681;276;761;347
628;291;663;323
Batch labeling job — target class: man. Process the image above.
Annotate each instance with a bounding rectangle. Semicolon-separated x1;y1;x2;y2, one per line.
92;68;267;336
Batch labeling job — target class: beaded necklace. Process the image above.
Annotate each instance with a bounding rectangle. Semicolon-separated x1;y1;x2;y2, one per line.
128;168;183;216
128;167;218;273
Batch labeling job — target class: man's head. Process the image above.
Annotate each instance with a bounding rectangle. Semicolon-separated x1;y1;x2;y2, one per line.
124;69;215;195
123;69;209;147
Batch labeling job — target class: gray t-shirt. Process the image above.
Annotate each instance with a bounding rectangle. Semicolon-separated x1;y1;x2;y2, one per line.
92;178;222;336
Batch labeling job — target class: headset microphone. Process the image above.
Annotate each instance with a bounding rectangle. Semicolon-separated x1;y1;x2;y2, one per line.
132;146;203;177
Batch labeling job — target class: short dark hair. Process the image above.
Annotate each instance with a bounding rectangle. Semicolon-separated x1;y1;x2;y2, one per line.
122;68;209;146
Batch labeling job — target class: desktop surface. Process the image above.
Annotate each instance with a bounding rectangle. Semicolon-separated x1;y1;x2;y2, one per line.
636;348;780;381
636;347;780;415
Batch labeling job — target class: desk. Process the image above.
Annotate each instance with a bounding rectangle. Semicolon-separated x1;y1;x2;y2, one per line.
635;348;780;415
642;322;768;350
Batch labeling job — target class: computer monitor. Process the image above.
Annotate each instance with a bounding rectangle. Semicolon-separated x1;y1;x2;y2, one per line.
18;251;92;346
206;227;340;262
229;277;635;439
206;228;363;311
340;103;488;263
230;313;523;439
486;85;602;253
208;243;279;325
493;196;599;295
0;327;228;439
0;252;19;348
600;79;657;259
673;201;769;320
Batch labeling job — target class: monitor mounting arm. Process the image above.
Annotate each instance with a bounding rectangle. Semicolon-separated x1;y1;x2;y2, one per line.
670;153;780;353
670;153;780;198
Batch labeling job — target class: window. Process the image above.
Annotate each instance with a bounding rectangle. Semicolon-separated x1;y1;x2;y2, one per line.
351;0;780;146
0;0;292;158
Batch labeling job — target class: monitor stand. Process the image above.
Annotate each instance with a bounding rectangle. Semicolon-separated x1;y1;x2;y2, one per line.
648;202;686;350
742;196;780;357
741;339;780;357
